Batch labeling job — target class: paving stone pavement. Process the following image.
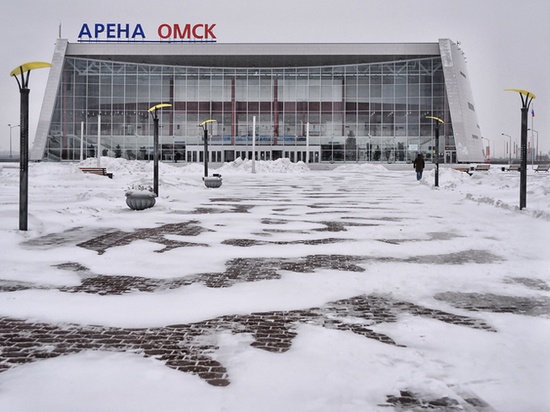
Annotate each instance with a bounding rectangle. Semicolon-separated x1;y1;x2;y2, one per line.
0;294;495;387
3;173;549;411
1;249;501;295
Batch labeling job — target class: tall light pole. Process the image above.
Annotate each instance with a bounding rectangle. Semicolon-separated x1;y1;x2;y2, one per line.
252;116;256;174
199;119;217;178
148;103;172;196
505;89;536;210
10;61;52;231
528;128;538;162
427;116;444;187
8;124;20;159
502;133;512;164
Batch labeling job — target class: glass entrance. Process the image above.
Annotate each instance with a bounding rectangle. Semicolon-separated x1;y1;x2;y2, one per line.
445;150;457;163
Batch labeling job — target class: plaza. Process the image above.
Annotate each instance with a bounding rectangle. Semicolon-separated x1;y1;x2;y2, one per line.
0;159;549;411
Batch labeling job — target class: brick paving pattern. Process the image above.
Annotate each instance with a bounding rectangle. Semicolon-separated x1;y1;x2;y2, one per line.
435;292;550;317
0;294;495;386
1;249;501;295
3;176;547;411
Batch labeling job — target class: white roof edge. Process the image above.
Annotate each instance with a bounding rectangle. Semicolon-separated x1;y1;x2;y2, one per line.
66;41;442;56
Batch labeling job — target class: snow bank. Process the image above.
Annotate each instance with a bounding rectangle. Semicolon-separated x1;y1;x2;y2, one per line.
334;163;388;172
218;157;310;174
426;166;550;218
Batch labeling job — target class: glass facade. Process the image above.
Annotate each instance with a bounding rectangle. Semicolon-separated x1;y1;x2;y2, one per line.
44;56;454;163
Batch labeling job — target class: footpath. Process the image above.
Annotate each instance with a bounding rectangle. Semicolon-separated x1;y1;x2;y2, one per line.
1;167;549;411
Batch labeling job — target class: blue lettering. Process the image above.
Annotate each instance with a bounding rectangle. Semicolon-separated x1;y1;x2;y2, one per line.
78;24;92;39
95;24;105;38
107;24;116;38
118;24;130;38
132;24;146;39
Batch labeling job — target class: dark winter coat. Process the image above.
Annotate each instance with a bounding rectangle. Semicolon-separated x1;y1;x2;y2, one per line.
413;155;425;172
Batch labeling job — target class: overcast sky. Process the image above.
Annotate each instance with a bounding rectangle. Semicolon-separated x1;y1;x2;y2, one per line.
1;0;548;158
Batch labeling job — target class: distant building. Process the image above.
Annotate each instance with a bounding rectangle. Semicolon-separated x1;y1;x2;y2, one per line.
33;39;484;164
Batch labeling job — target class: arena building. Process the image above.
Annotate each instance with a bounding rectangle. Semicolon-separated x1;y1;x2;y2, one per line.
32;38;485;164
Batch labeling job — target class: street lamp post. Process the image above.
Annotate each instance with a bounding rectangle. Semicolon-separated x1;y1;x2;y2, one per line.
8;124;20;159
252;116;256;174
505;89;536;210
10;61;52;231
502;133;512;164
199;119;222;188
528;128;538;162
148;104;172;196
199;119;217;178
426;116;444;187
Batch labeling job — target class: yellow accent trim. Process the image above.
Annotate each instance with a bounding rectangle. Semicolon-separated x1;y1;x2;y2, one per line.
504;89;536;99
10;62;52;77
426;116;444;123
148;103;172;112
200;119;217;126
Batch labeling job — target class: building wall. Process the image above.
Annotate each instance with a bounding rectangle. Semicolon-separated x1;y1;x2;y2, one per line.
439;39;485;162
34;40;485;164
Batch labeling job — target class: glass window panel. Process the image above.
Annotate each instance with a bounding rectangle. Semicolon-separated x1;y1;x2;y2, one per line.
407;61;419;73
370;84;381;100
420;84;432;98
408;123;419;136
433;83;445;98
420;59;433;73
357;65;369;75
408;84;420;98
296;78;307;101
186;78;198;100
211;86;224;101
395;85;407;104
383;75;394;85
235;78;247;101
259;77;273;101
408;73;420;83
382;85;394;102
309;85;320;100
420;97;432;111
346;82;357;101
248;84;260;101
88;74;99;84
150;75;162;86
199;78;211;101
433;68;444;84
321;86;333;101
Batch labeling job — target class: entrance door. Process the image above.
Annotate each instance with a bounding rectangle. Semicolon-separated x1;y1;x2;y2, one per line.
445;150;457;163
224;150;235;162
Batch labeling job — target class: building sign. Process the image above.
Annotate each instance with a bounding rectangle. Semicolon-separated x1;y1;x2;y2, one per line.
77;23;217;43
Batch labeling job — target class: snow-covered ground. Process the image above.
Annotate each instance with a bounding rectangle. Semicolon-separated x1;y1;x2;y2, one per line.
0;158;549;412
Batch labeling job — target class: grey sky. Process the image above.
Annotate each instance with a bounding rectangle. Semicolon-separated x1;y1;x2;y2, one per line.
1;0;548;157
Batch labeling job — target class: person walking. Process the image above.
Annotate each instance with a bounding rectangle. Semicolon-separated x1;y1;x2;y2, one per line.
413;153;425;180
